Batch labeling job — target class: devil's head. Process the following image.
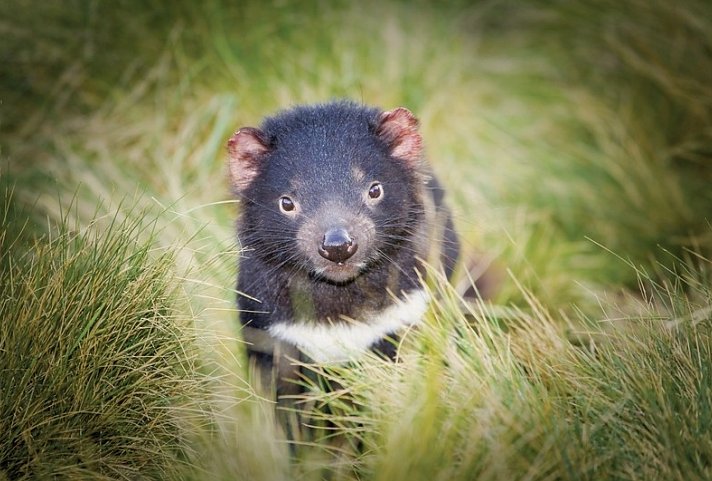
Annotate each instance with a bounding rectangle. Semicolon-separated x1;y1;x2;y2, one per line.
228;101;428;284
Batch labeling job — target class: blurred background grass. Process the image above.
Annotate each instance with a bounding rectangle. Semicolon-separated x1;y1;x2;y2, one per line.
1;0;712;479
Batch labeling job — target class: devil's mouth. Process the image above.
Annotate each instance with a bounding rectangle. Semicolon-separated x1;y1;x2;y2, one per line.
310;262;364;284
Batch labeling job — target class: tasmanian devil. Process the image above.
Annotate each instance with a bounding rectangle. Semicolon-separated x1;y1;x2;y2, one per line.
227;100;459;394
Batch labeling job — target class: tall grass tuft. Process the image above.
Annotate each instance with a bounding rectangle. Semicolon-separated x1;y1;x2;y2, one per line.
0;190;207;480
295;256;712;481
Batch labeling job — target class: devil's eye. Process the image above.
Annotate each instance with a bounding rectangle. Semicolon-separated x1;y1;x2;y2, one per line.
368;182;383;200
279;196;296;213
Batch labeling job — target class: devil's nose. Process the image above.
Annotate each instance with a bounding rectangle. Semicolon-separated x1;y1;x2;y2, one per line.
318;228;358;263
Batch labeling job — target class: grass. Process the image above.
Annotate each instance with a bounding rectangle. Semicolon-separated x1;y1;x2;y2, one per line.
0;191;210;479
2;0;712;479
271;258;712;481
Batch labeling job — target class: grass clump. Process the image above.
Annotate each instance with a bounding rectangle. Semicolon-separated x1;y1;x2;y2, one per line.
0;191;206;480
296;257;712;481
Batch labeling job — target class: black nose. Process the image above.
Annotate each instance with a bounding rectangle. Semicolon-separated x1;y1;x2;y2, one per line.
318;227;358;264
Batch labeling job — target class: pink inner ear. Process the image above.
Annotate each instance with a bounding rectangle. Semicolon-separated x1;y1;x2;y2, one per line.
377;107;423;166
227;128;269;191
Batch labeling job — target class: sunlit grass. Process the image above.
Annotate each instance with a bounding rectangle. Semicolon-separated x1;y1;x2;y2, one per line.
292;258;712;481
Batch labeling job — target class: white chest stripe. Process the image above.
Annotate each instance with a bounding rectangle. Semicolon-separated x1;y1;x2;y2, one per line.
268;290;430;363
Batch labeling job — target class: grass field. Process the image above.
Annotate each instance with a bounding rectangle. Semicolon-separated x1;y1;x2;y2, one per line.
2;0;712;479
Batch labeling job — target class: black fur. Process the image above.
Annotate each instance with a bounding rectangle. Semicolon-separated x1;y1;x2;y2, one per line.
228;100;459;393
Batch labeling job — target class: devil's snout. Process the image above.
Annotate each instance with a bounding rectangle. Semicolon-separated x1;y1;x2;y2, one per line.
318;227;358;264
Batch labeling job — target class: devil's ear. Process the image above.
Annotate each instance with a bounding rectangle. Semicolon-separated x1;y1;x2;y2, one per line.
376;107;423;167
227;127;270;192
